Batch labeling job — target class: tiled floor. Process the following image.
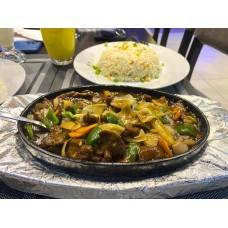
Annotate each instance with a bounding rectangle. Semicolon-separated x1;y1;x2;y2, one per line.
164;29;228;111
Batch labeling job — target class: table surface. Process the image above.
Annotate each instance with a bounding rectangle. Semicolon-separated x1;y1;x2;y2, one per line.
0;29;227;199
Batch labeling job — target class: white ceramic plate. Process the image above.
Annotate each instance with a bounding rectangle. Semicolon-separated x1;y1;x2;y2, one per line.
73;42;190;89
0;59;26;103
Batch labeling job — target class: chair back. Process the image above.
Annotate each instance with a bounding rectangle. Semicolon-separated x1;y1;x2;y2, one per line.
185;28;228;80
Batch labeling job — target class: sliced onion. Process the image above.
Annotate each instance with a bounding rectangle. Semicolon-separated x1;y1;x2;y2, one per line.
136;108;155;123
144;133;159;146
100;123;125;135
117;104;136;123
152;96;168;107
63;100;73;109
60;121;77;130
82;104;107;116
124;129;147;143
61;139;71;157
111;94;136;108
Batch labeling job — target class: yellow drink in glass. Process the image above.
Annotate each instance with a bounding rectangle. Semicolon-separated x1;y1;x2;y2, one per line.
40;28;75;65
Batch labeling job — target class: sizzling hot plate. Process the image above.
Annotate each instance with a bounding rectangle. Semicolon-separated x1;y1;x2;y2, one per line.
18;85;210;177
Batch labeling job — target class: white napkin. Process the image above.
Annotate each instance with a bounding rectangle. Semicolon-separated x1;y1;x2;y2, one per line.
14;28;43;42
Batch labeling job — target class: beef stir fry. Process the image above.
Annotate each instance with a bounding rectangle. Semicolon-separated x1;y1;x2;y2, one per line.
24;90;202;163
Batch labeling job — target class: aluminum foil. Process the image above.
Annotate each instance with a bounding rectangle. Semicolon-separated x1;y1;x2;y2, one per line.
0;94;228;198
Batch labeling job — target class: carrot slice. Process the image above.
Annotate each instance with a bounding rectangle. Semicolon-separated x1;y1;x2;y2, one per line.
69;123;98;138
158;138;173;157
173;107;181;121
54;109;59;115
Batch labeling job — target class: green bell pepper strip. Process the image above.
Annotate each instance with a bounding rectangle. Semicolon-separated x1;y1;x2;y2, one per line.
71;105;80;114
106;113;124;126
176;124;196;137
106;113;118;124
162;106;168;113
127;143;140;162
62;105;80;119
135;96;142;102
159;115;169;124
25;124;34;140
62;109;75;119
86;126;102;145
42;108;59;130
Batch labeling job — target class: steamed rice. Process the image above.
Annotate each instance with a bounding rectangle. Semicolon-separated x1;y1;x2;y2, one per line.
96;42;161;82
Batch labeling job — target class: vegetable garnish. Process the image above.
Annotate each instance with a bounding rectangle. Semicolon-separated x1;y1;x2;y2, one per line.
113;78;119;82
25;124;34;140
86;126;102;145
127;143;140;162
42;108;59;130
69;123;98;138
176;124;197;137
106;113;123;126
154;73;159;79
92;65;101;75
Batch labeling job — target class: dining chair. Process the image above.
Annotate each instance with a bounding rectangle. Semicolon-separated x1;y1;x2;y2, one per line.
151;28;171;46
182;28;228;80
137;28;171;46
156;28;228;81
178;29;195;56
